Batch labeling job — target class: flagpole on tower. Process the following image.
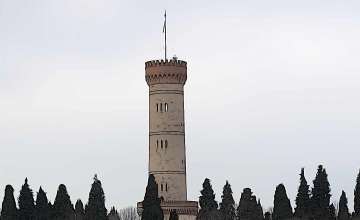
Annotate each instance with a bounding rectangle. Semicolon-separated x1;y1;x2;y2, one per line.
163;10;167;60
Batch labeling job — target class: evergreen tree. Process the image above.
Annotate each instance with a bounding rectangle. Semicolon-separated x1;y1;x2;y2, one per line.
310;165;331;220
84;175;107;220
1;185;18;220
256;200;264;220
237;188;263;220
355;169;360;217
264;212;271;220
74;200;85;220
338;191;350;220
272;184;292;220
294;168;310;218
35;187;50;220
18;178;35;220
220;181;236;220
51;184;74;220
199;178;218;211
108;207;120;220
141;174;163;220
329;204;336;220
169;210;179;220
197;178;221;220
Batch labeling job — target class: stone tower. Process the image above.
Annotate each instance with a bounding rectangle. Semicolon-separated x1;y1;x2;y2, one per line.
138;59;198;220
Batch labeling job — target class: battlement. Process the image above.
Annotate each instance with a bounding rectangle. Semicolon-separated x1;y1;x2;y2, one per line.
145;59;187;86
145;59;187;69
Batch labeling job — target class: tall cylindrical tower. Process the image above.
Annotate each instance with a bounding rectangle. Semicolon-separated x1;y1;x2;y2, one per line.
145;59;188;201
138;58;198;220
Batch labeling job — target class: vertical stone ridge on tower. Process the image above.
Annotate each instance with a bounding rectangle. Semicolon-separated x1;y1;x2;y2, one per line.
138;58;198;220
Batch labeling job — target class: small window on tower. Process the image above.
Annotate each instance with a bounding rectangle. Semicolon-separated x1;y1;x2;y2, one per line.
165;140;168;149
161;140;163;149
156;103;159;112
165;103;168;112
161;184;163;191
160;103;163;112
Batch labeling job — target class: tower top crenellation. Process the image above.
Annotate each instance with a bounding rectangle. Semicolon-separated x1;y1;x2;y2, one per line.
145;59;187;68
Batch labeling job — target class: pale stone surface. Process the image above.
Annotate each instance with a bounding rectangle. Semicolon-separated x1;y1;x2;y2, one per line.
137;59;198;219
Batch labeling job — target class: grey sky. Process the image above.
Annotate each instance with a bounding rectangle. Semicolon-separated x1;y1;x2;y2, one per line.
0;0;360;211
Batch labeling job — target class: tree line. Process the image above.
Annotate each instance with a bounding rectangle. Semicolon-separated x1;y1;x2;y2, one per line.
0;175;134;220
142;165;360;220
1;165;359;220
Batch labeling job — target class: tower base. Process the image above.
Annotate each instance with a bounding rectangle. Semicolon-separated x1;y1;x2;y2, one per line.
137;200;198;220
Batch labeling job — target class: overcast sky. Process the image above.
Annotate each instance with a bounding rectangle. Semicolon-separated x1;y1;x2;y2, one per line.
0;0;360;212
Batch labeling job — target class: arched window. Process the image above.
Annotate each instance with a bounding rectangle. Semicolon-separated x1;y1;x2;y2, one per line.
160;103;163;112
161;184;163;191
165;103;168;112
156;103;159;112
161;140;163;149
165;140;168;149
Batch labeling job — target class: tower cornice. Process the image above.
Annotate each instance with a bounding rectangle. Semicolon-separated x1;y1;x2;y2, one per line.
145;59;187;86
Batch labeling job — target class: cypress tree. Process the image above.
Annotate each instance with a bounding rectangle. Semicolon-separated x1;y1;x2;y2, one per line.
355;169;360;217
329;204;336;220
169;209;179;220
338;191;350;220
294;168;310;218
52;184;74;220
35;187;50;220
264;212;271;220
256;200;264;220
310;165;331;220
108;207;120;220
141;174;164;220
197;178;221;220
272;184;293;220
18;178;35;220
236;188;262;220
1;185;18;220
199;178;218;211
74;200;85;220
84;175;107;220
220;181;236;220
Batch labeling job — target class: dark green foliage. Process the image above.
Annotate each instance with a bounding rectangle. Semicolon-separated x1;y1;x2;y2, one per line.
84;175;108;220
108;207;120;220
169;210;179;220
355;169;360;217
236;188;263;220
197;178;220;220
220;181;236;220
264;212;271;220
1;185;18;220
35;187;50;220
256;200;264;220
141;174;164;220
197;210;223;220
329;204;336;220
272;184;292;220
338;191;350;220
18;178;35;220
199;178;218;211
51;184;74;220
310;165;331;219
74;199;85;220
294;168;310;218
